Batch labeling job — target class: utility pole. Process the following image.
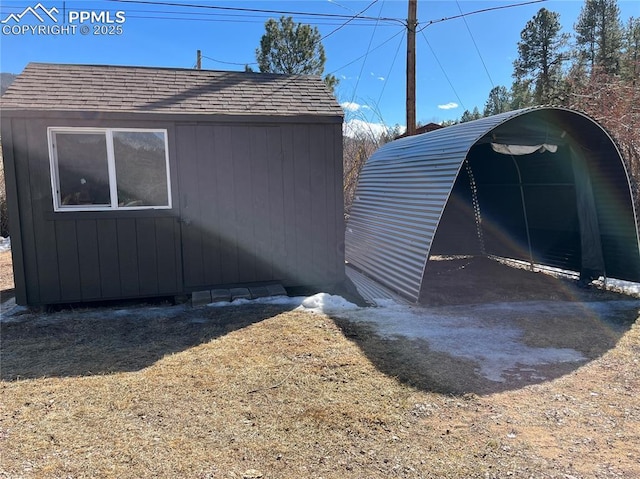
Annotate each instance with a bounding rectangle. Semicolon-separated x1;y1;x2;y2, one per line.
406;0;417;136
196;50;202;70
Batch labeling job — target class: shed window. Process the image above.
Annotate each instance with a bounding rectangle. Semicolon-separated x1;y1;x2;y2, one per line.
48;128;171;211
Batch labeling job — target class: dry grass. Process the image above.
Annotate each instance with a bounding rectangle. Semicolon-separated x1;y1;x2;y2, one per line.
0;251;14;294
1;257;639;478
2;305;639;478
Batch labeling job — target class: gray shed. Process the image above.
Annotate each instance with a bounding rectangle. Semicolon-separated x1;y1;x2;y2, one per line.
346;107;640;302
1;62;345;306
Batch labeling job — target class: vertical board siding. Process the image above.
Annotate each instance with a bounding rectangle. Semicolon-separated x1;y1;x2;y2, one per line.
232;126;256;283
55;220;82;302
310;124;330;283
280;125;299;285
197;125;223;286
76;220;102;300
116;218;140;297
177;124;205;287
7;118;182;305
155;217;180;294
214;125;240;285
177;122;344;291
46;217;180;301
7;116;342;305
266;126;287;282
249;126;273;281
321;123;344;284
97;219;122;299
28;121;61;304
333;124;346;280
321;125;338;281
136;218;159;295
4;119;35;304
293;125;314;283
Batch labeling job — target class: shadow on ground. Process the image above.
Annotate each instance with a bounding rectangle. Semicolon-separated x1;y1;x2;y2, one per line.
0;301;292;381
333;258;640;395
333;306;636;396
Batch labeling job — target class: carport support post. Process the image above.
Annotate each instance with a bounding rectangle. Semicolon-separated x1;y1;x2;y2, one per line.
510;155;534;269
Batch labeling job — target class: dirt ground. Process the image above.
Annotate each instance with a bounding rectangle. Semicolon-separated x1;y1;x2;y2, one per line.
1;252;639;478
420;255;629;305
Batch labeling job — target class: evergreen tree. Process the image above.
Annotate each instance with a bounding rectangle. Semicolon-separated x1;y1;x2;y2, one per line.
256;16;338;92
621;16;640;83
483;86;511;116
510;79;536;109
460;107;482;123
574;0;623;74
513;8;569;105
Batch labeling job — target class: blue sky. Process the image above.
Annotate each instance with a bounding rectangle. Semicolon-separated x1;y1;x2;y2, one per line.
1;0;639;130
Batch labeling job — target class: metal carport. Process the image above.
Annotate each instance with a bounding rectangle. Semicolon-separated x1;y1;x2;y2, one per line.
345;107;640;303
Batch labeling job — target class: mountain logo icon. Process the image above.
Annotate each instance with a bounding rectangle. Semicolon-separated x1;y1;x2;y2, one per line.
1;3;59;23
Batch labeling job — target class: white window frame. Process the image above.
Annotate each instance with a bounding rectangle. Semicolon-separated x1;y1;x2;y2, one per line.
48;127;172;212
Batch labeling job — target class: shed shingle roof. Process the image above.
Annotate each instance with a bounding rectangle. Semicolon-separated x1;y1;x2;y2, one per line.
1;63;343;117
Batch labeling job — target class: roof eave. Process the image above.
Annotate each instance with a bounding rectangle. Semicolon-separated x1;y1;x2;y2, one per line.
0;108;344;123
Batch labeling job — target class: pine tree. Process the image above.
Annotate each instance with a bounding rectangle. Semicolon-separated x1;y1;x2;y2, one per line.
460;107;482;123
621;17;640;83
510;79;536;109
256;16;338;92
483;86;511;116
574;0;623;74
513;8;569;105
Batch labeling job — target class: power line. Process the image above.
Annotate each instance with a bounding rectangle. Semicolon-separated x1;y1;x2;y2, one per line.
419;29;466;112
350;1;385;104
201;54;257;67
116;14;394;27
107;0;404;24
0;2;395;26
377;28;406;107
455;0;495;88
322;0;380;41
417;0;546;32
328;28;405;75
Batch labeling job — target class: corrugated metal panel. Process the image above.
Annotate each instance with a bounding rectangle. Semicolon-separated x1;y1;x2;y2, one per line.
345;107;640;303
345;265;409;306
345;110;528;302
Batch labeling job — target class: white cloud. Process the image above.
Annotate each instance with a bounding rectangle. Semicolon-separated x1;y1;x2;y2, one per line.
438;102;459;110
340;101;363;112
370;72;385;81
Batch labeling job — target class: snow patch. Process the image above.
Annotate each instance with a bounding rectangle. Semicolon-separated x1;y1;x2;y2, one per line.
600;278;640;297
206;292;358;315
297;293;359;314
208;296;301;308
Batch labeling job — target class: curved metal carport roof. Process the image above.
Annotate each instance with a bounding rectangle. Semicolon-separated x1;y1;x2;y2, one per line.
345;106;640;303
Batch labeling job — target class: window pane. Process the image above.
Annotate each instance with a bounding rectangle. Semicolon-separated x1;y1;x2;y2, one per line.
55;133;111;206
113;131;169;207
